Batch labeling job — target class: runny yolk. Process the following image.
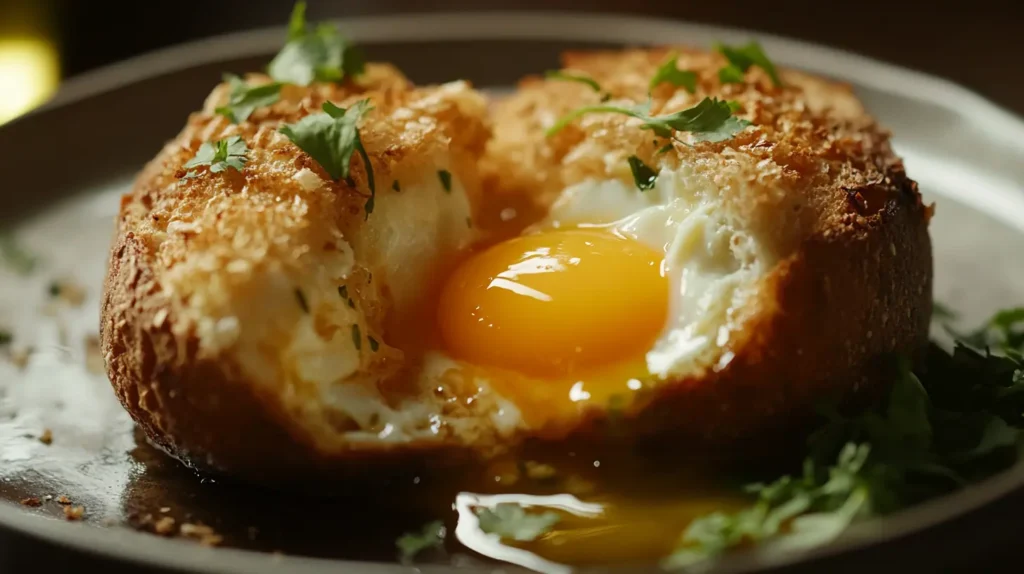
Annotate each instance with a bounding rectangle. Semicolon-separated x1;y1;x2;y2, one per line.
437;228;668;379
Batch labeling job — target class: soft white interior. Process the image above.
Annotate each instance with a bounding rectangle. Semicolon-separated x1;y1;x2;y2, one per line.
211;164;479;443
541;162;772;378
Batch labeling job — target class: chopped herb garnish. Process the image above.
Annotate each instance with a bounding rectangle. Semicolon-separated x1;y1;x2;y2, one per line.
649;53;697;93
546;97;751;143
215;74;282;124
0;234;38;275
666;307;1024;568
392;180;401;192
0;330;11;346
294;288;309;313
279;100;376;217
368;336;379;352
396;520;445;562
267;1;364;86
182;136;249;179
351;324;362;351
475;503;560;542
627;155;658;191
656;143;674;155
47;281;60;297
716;41;782;87
438;170;452;193
545;70;609;100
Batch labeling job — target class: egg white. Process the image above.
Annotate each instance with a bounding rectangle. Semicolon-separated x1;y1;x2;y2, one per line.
539;162;773;379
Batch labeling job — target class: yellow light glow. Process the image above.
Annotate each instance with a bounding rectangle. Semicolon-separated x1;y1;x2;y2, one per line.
0;37;60;125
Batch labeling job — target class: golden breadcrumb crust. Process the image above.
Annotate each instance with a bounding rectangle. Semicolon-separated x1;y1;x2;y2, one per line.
485;47;933;446
100;64;499;480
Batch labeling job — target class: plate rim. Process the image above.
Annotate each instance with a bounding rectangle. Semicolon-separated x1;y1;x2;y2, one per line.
3;10;1024;574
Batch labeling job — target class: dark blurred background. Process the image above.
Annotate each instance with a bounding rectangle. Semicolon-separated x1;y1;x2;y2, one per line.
0;0;1020;125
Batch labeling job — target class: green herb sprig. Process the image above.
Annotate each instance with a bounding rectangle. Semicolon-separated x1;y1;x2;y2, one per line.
182;136;249;179
545;70;610;101
268;1;365;86
665;308;1024;568
649;53;697;94
279;100;376;216
396;520;446;562
546;97;750;144
716;41;783;87
627;155;658;191
215;74;282;124
476;503;561;541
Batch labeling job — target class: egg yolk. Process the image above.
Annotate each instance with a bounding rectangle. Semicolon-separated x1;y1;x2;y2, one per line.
438;229;668;378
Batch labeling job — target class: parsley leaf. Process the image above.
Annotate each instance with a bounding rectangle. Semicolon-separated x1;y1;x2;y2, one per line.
279;100;376;216
545;70;608;99
215;74;282;123
396;520;446;562
666;309;1024;569
0;234;37;275
351;324;362;351
438;170;452;193
546;97;751;143
627;155;658;191
182;136;249;179
267;1;365;86
476;503;560;541
649;53;697;94
716;41;783;87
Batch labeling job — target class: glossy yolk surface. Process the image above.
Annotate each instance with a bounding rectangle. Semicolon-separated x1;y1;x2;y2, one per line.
438;228;668;422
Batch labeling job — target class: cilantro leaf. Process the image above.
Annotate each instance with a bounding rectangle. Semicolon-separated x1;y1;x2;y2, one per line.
627;155;658;191
182;136;249;179
545;70;608;99
475;503;560;541
0;234;37;275
215;74;282;123
546;97;750;142
279;100;376;216
649;53;697;93
396;520;446;562
268;1;365;86
716;41;783;87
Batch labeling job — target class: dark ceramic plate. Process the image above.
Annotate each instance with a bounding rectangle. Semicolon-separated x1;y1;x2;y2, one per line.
2;12;1024;574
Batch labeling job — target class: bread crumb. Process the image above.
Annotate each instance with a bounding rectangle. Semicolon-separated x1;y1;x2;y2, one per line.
49;279;87;307
20;497;41;507
56;495;72;505
64;505;85;521
84;335;104;375
159;506;171;513
180;523;223;546
523;461;557;481
38;429;53;445
153;516;176;535
8;346;31;370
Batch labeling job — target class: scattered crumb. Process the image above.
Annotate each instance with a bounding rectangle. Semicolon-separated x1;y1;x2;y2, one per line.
523;461;557;481
562;474;597;496
180;523;223;546
84;335;104;375
20;497;41;507
38;429;53;445
153;516;176;535
63;505;85;521
56;495;71;505
48;279;87;307
159;506;171;513
8;346;32;370
43;495;53;501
